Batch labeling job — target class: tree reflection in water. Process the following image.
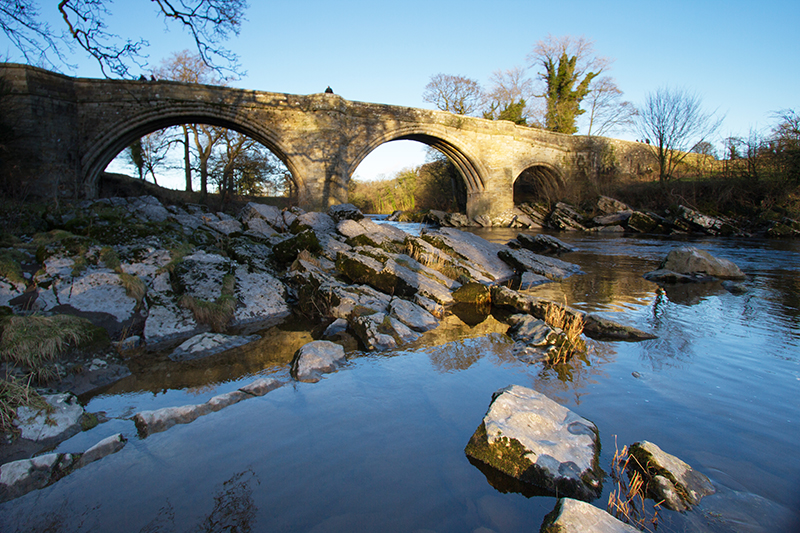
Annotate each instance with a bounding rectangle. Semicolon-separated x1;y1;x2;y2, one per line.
138;469;260;533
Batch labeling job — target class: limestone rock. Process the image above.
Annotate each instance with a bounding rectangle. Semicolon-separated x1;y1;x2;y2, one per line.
547;202;587;231
421;227;515;284
506;315;555;346
596;196;631;215
593;211;632;227
168;332;260;362
239;377;282;396
541;498;640;533
328;203;364;222
0;453;76;503
628;440;715;511
519;272;553;290
389;297;439;332
465;385;603;501
582;314;657;341
134;404;210;437
232;266;290;331
291;340;347;382
626;211;665;234
656;246;745;280
498;248;583;281
452;282;491;306
204;218;243;236
173;251;232;300
273;229;322;263
350;312;421;351
672;205;740;236
239;202;286;232
77;433;127;468
516;233;575;255
15;393;84;442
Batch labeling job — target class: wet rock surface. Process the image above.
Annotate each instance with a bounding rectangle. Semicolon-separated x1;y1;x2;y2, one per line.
541;498;640;533
628;440;715;511
465;385;603;501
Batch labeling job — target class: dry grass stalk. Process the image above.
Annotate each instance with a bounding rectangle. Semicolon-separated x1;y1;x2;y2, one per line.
0;375;47;433
607;437;661;532
543;302;586;364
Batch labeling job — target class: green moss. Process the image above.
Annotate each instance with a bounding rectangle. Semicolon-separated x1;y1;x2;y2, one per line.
452;282;491;305
273;229;321;263
80;412;99;431
100;246;121;272
0;249;26;284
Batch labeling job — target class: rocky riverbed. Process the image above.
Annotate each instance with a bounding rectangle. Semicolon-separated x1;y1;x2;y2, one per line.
1;195;789;531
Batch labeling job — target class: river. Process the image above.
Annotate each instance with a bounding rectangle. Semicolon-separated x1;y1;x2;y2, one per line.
1;228;798;532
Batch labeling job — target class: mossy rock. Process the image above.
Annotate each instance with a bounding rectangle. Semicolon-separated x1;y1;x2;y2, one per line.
273;229;321;263
452;282;491;306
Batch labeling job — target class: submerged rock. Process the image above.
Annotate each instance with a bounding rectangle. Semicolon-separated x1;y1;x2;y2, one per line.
168;332;260;362
627;440;715;511
290;340;347;382
465;385;603;501
541;498;640;533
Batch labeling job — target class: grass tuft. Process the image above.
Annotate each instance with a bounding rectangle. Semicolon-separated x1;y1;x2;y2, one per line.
543;302;586;365
0;314;96;381
0;375;47;433
179;273;237;332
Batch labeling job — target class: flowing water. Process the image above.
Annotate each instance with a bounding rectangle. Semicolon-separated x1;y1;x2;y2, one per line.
1;229;799;532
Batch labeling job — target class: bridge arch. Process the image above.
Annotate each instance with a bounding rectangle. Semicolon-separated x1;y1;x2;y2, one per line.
82;105;301;198
513;163;564;205
348;125;487;196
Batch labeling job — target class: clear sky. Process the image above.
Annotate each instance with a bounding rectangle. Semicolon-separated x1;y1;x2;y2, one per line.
2;0;798;187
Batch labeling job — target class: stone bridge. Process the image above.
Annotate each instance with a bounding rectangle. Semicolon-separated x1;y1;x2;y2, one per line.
0;63;647;217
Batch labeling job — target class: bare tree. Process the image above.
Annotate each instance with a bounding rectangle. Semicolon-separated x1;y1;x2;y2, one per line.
1;0;247;78
582;76;636;136
635;86;723;183
482;66;543;126
422;73;483;115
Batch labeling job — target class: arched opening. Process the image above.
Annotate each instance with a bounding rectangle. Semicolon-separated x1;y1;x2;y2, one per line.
513;164;563;206
349;140;467;214
104;123;296;205
348;133;482;215
84;113;300;205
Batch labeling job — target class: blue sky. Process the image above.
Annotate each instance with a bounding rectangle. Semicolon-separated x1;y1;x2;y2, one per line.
2;0;798;187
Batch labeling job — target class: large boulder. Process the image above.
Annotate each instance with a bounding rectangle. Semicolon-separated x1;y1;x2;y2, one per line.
646;246;746;281
465;385;603;501
388;297;438;332
291;340;347;382
420;227;515;284
628;440;715;511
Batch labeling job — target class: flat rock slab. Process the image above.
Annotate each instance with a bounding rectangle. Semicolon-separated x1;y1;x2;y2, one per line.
15;393;84;442
169;332;260;362
134;377;283;437
628;440;715;511
516;233;575;255
465;385;603;501
290;340;347;382
541;498;640;533
0;433;126;502
498;248;583;281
